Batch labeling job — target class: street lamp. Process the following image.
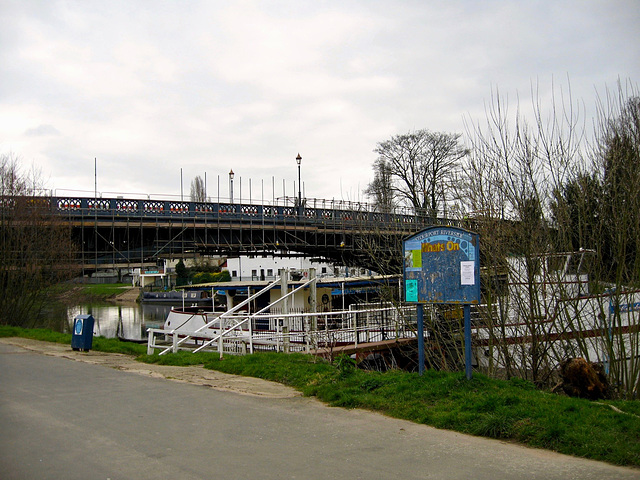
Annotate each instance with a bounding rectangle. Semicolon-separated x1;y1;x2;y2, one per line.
229;169;235;204
296;153;302;215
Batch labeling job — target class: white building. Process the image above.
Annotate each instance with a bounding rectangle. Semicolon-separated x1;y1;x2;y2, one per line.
224;254;341;282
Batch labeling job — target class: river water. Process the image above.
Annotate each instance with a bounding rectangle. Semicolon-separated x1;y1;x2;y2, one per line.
56;302;172;342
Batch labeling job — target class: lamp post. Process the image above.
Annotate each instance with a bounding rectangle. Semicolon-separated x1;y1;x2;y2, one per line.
229;169;235;204
296;153;302;215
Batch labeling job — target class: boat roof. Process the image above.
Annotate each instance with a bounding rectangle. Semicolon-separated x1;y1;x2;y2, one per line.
181;274;400;291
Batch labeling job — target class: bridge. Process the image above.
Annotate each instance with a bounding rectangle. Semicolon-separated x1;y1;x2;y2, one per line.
33;195;465;273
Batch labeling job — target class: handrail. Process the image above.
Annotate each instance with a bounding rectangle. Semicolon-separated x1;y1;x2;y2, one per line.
147;301;415;356
192;277;318;354
158;277;282;355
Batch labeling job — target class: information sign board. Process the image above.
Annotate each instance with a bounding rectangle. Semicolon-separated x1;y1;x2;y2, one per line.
403;226;480;304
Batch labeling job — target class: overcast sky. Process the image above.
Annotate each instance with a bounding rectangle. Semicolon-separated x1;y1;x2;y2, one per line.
1;0;638;203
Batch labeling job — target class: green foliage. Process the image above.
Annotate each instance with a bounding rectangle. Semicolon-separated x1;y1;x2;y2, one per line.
191;270;231;284
91;337;147;356
0;326;71;343
0;326;148;356
173;259;230;285
138;350;214;367
200;352;336;393
334;353;357;375
175;259;188;286
473;412;516;438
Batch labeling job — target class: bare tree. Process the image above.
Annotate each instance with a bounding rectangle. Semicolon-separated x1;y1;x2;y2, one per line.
364;158;395;212
590;83;640;398
456;79;640;398
461;81;588;387
1;153;77;327
190;175;206;202
368;129;468;216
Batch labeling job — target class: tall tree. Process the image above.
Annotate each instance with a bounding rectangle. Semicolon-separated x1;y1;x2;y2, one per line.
596;94;640;285
554;91;640;285
363;158;395;212
367;129;468;216
190;175;206;202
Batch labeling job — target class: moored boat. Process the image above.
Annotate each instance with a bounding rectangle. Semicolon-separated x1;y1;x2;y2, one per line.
141;290;212;305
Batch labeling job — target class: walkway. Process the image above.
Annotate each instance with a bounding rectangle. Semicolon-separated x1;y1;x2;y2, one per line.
1;338;638;480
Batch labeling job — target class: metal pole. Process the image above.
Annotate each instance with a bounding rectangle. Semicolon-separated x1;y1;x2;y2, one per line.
417;304;425;375
94;158;97;277
464;304;473;380
298;163;301;214
296;153;302;215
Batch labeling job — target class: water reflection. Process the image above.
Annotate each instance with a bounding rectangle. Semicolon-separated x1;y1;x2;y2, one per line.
65;303;172;341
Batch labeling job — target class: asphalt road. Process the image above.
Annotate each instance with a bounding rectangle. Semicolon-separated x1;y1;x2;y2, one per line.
0;341;638;480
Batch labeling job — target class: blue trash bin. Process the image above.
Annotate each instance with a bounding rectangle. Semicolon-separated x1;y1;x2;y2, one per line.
71;314;95;351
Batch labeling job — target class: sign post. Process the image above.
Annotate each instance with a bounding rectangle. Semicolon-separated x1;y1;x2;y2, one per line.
403;227;480;378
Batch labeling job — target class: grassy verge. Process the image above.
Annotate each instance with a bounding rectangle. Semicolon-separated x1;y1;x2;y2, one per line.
78;283;134;298
48;283;136;304
0;326;148;356
2;327;639;468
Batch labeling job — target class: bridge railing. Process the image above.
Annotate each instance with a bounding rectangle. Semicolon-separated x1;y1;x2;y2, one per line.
44;195;461;229
1;194;463;230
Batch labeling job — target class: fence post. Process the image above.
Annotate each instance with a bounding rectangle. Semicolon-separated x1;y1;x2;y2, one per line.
309;268;317;349
280;269;289;353
417;304;425;375
464;304;473;380
218;316;224;359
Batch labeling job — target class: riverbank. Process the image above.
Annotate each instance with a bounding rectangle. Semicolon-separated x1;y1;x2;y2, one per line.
52;284;141;305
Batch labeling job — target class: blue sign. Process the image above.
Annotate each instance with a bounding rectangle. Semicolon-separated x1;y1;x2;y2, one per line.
403;227;480;304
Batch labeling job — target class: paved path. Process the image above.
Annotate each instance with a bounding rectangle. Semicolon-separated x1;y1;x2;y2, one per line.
0;339;638;480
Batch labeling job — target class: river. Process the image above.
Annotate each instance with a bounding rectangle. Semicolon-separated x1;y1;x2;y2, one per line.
55;302;172;342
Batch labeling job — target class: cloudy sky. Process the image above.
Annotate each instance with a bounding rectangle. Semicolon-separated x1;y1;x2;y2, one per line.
1;0;638;203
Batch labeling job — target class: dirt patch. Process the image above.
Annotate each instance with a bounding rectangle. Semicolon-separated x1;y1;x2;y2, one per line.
0;337;301;399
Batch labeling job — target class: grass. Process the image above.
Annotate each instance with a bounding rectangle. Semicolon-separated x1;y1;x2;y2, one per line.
47;283;136;304
78;283;133;298
0;326;148;356
2;327;639;468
